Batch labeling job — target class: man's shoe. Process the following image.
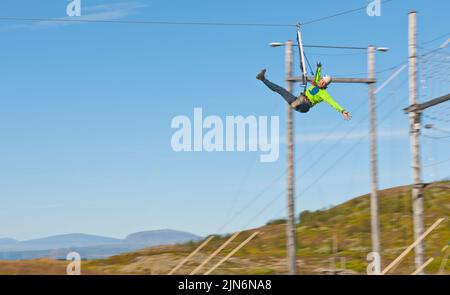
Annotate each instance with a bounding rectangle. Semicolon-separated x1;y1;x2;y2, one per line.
256;69;266;81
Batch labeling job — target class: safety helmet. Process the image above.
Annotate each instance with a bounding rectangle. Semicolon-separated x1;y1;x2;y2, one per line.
322;75;332;85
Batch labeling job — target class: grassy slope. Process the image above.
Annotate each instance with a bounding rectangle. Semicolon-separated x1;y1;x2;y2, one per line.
84;181;449;275
1;182;448;275
0;259;104;275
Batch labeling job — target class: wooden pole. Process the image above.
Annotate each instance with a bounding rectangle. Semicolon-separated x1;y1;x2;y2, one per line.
168;236;215;275
408;10;425;274
204;232;259;275
285;40;297;275
368;45;381;272
412;257;434;275
438;245;449;274
382;217;445;274
190;232;240;275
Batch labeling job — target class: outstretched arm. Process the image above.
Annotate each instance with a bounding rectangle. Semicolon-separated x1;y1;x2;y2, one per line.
320;89;351;120
314;62;322;84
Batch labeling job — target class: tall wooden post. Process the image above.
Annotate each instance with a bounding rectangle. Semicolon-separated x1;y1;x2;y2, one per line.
285;40;297;275
408;10;425;273
368;45;381;272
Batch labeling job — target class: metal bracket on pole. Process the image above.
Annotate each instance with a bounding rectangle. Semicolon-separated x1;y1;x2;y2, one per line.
404;104;420;114
404;93;450;113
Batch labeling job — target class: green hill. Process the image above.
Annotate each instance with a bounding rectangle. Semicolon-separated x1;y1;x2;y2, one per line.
85;181;450;275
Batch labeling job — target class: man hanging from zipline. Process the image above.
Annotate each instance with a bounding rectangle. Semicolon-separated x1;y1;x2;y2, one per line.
256;63;352;120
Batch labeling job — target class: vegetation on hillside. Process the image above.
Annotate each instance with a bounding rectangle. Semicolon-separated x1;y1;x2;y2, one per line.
85;181;449;275
1;182;448;275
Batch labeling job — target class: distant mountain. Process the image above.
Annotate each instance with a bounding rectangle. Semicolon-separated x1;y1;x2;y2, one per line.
0;230;201;260
0;234;122;252
0;238;18;247
125;229;199;245
20;234;123;251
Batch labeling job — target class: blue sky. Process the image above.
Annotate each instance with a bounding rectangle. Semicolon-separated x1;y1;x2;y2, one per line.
0;0;449;240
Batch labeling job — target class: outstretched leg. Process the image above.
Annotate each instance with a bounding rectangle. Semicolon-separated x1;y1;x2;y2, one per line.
256;69;297;104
